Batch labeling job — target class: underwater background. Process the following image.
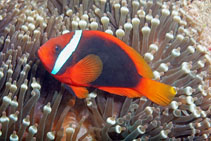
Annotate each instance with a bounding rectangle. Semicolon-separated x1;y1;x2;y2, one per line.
0;0;210;140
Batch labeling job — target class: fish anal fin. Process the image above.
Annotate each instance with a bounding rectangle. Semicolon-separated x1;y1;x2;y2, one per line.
70;54;103;84
98;87;143;98
135;78;176;106
67;85;89;99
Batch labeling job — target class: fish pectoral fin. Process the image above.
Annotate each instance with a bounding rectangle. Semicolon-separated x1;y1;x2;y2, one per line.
70;54;103;84
67;85;89;99
98;86;143;98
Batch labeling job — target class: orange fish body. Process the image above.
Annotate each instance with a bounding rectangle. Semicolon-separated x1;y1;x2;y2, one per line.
38;30;176;106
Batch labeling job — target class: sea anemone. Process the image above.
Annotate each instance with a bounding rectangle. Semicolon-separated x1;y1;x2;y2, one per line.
0;0;210;140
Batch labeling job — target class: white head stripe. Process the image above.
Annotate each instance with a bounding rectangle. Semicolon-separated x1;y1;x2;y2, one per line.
51;30;82;75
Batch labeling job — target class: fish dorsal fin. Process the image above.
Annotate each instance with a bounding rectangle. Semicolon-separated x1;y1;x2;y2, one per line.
70;54;103;84
67;85;89;98
122;46;154;79
94;31;153;79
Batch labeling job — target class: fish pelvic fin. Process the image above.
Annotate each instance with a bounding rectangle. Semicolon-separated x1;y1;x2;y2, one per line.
135;77;176;106
68;85;89;99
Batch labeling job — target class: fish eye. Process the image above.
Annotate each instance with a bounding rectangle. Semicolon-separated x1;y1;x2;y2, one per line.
55;45;61;53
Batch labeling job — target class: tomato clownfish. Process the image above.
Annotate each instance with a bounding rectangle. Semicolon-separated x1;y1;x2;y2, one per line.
38;30;176;106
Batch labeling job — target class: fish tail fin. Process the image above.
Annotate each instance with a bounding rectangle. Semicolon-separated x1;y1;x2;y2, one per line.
135;77;176;106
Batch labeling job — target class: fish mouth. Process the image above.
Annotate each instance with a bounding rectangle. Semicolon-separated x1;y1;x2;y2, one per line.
37;48;46;67
37;48;44;61
37;48;54;73
37;48;41;57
